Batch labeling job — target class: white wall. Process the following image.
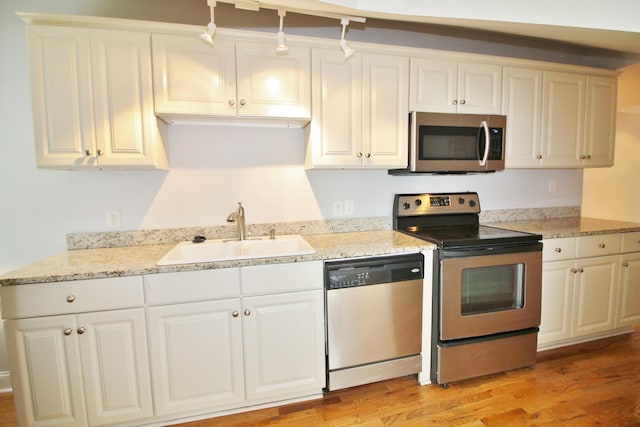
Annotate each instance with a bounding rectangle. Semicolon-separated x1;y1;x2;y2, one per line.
582;65;640;222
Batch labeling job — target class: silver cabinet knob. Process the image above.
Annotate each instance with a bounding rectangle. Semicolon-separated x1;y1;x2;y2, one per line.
244;309;251;316
571;268;578;273
537;154;543;160
586;155;591;159
452;100;458;105
77;327;86;335
228;99;235;106
578;267;584;273
365;153;371;158
554;248;562;253
66;295;76;303
232;311;239;318
84;149;92;157
623;262;629;267
357;152;363;158
239;99;246;106
459;99;466;105
580;155;586;160
598;243;606;248
96;149;104;157
63;328;73;336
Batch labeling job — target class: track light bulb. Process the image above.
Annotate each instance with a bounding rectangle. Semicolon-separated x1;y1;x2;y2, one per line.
340;38;354;58
276;31;288;53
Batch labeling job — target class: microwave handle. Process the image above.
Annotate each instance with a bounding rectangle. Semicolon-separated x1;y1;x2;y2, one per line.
479;120;490;166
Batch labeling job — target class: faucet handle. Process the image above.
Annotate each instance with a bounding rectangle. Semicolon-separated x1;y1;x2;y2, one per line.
269;228;276;239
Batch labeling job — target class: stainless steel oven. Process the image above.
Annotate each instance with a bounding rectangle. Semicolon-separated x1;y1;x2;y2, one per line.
393;192;543;387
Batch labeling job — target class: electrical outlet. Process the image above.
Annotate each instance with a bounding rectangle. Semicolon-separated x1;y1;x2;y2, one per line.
106;210;121;228
344;200;354;216
548;179;557;193
333;201;343;217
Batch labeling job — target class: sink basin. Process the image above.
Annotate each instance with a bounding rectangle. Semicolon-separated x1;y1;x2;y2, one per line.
157;235;316;266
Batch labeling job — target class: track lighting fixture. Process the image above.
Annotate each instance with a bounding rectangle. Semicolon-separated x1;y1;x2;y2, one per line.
339;18;355;59
275;9;288;54
200;0;217;46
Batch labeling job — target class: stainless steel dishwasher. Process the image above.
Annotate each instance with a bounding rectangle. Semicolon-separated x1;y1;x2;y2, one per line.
324;253;424;391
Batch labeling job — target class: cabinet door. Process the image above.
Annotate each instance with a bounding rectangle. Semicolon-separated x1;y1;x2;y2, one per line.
618;254;640;326
502;67;543;168
539;260;574;346
152;34;237;117
5;315;87;427
306;49;362;168
362;53;409;168
409;58;457;113
147;299;244;416
584;76;617;167
235;41;311;119
90;29;165;168
573;255;619;337
242;290;325;402
457;62;502;114
27;25;96;168
541;71;585;167
77;308;153;425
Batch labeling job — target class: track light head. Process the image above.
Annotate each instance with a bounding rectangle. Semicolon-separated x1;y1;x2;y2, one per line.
200;22;217;46
339;18;355;59
275;9;289;54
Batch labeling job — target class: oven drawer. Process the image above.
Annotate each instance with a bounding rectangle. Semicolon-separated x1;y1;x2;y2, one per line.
576;234;621;258
543;237;576;262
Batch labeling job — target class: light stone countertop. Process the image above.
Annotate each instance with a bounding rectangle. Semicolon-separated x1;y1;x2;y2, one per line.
0;230;434;286
485;216;640;239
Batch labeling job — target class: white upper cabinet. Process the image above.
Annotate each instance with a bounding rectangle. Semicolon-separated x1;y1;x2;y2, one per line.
584;75;617;167
504;68;616;169
306;48;409;169
27;25;168;170
410;58;502;114
152;34;311;126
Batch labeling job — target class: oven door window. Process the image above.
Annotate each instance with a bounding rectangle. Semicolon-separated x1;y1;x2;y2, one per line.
461;264;524;315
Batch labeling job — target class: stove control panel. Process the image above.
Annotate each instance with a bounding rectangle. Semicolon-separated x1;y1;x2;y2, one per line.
394;192;480;217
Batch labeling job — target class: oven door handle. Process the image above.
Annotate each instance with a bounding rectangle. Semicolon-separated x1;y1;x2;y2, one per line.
479;120;490;167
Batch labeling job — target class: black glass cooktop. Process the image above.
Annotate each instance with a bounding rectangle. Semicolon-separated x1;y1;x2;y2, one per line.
402;224;541;249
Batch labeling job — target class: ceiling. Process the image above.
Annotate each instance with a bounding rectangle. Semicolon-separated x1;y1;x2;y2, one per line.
219;0;640;56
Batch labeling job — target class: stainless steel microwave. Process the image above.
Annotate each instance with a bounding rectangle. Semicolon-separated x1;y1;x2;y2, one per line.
407;112;507;173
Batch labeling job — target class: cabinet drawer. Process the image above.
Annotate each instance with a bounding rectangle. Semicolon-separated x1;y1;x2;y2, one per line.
144;268;240;306
576;234;621;258
621;232;640;253
543;238;576;261
240;261;323;295
1;276;144;319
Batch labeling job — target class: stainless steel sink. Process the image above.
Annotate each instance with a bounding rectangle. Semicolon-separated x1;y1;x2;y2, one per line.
157;235;316;266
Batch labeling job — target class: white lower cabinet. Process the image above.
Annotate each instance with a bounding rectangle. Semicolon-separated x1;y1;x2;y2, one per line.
2;276;152;427
144;261;325;420
539;234;632;349
618;232;640;327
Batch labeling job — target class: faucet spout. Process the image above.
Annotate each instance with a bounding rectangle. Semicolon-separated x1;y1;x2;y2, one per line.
226;202;247;241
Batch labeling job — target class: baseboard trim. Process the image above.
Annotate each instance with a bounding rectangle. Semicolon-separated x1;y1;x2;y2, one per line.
0;371;11;393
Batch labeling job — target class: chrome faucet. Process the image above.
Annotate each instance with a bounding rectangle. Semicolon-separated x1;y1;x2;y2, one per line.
226;202;247;241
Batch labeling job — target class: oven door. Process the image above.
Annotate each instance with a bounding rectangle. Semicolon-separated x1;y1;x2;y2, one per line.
439;247;542;341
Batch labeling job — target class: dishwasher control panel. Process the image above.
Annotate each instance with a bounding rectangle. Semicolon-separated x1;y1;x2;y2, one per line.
325;253;424;290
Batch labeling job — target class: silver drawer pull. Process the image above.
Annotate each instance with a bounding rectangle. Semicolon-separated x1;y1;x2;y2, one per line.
554;248;562;253
77;327;86;335
623;262;629;267
571;268;578;274
66;295;76;303
232;311;239;318
598;243;606;248
63;328;73;336
578;267;584;273
244;309;251;316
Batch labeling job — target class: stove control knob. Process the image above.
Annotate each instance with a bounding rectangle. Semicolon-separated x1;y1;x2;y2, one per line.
458;197;465;205
469;200;476;207
403;202;411;210
415;199;422;207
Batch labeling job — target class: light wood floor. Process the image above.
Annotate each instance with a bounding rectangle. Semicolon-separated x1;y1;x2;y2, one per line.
1;327;638;426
